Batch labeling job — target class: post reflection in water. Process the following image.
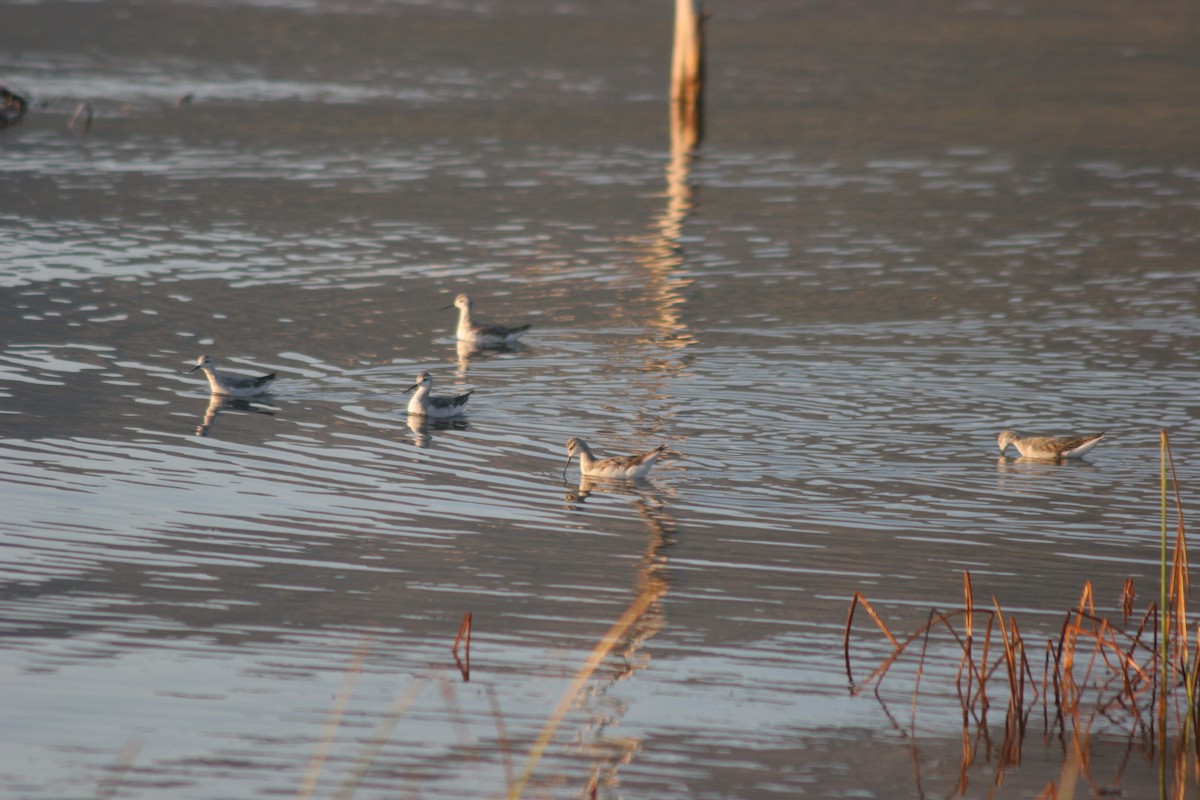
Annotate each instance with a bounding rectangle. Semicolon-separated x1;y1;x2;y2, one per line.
637;113;701;354
520;71;702;794
194;394;275;437
552;480;678;798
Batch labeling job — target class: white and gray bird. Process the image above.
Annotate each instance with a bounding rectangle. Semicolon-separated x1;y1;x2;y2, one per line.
563;437;666;480
403;372;472;418
443;293;531;345
189;355;276;398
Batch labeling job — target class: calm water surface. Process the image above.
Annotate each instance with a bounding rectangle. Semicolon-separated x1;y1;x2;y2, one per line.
3;1;1200;797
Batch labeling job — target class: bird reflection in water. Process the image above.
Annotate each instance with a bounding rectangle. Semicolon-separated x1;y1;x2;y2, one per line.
194;394;275;437
565;474;675;507
405;413;468;448
996;452;1102;478
453;337;529;380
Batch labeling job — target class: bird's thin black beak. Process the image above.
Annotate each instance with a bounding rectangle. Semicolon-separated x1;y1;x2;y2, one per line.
402;382;419;394
561;455;573;480
440;302;455;310
188;364;203;373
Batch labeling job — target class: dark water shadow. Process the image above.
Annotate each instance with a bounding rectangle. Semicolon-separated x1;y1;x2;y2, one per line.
405;412;469;449
194;394;276;437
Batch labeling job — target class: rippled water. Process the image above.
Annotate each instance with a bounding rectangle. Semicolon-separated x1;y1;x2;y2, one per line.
3;0;1199;797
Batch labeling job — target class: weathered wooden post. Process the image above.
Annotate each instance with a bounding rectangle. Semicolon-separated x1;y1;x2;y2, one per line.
670;0;705;152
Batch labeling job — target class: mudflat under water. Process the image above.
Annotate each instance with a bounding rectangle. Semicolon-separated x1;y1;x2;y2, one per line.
3;1;1200;797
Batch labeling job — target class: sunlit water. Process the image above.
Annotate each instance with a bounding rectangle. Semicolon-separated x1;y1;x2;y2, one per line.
2;1;1199;797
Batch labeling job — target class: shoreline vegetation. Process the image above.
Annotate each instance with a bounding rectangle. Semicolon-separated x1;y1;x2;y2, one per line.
845;430;1193;798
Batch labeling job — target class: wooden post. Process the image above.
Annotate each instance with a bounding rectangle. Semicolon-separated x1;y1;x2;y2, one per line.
670;0;705;151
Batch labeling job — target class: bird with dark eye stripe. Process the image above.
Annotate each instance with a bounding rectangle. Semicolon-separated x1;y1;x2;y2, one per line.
443;293;531;345
189;355;276;398
403;372;472;418
563;437;667;480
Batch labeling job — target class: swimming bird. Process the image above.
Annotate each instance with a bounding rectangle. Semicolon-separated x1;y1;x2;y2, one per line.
997;430;1105;461
189;354;276;397
403;371;472;418
443;293;531;345
563;437;667;480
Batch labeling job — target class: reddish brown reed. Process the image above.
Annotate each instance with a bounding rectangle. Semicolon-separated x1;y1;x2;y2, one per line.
453;611;472;681
846;433;1193;792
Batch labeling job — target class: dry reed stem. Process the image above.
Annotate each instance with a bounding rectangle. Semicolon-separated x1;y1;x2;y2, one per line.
1164;433;1189;596
928;607;990;698
453;611;472;681
1077;582;1095;618
96;738;141;800
847;515;1200;789
1055;729;1083;799
1095;622;1148;728
68;101;92;134
844;593;899;649
486;684;515;793
332;677;426;800
852;583;1165;758
955;728;971;795
1013;618;1039;709
964;571;975;640
1160;430;1171;754
1123;606;1157;676
850;606;991;694
977;610;995;711
1060;610;1156;708
1057;611;1086;718
453;612;472;657
843;592;900;683
507;585;663;800
916;609;944;719
852;608;968;692
297;638;372;800
439;676;476;755
1073;622;1104;707
1122;580;1136;625
962;573;976;714
1091;617;1125;678
1190;627;1200;751
993;598;1019;704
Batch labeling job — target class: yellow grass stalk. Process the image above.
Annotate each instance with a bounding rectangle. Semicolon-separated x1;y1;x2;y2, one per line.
1077;582;1095;618
1163;433;1194;749
1192;625;1200;749
508;585;662;800
333;678;427;800
992;598;1018;702
1160;430;1170;763
486;685;515;793
297;638;372;800
96;738;141;800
